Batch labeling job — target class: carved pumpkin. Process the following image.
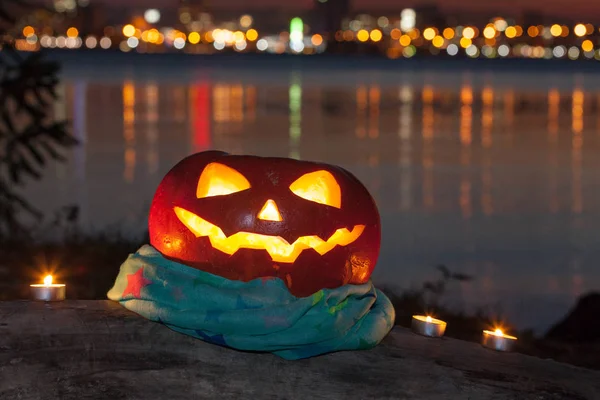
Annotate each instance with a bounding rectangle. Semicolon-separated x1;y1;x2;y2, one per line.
148;151;381;297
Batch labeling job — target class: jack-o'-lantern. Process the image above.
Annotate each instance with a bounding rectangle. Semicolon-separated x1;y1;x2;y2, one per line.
148;151;381;297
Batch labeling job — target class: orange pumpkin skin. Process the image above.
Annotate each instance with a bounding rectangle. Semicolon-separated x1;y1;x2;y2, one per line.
148;151;381;297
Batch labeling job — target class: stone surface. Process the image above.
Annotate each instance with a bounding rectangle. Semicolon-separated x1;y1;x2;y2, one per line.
1;301;599;400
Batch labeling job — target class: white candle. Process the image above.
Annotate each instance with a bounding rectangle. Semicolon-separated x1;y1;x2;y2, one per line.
30;275;66;302
482;328;517;352
411;315;447;338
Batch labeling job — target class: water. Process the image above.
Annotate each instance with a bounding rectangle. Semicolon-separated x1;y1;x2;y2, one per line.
23;53;600;334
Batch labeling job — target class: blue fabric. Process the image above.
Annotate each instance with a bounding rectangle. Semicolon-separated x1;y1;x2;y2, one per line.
107;245;395;360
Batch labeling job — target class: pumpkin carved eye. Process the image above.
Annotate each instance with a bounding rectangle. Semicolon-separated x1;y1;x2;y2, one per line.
289;170;341;208
197;162;251;198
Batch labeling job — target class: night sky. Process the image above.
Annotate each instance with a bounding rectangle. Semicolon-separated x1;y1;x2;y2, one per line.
87;0;599;20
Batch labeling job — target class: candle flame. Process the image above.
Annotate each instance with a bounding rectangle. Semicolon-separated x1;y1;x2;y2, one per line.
494;328;504;336
43;275;53;286
426;316;433;322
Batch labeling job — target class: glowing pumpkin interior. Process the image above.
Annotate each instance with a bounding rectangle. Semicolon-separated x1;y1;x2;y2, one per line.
289;170;342;208
174;163;364;263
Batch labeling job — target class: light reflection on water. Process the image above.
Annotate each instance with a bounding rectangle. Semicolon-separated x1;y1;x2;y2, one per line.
25;63;600;334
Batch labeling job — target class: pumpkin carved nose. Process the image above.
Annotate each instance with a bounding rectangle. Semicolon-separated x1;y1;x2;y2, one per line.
257;199;282;221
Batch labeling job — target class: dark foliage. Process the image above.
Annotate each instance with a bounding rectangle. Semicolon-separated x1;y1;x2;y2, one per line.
0;0;77;238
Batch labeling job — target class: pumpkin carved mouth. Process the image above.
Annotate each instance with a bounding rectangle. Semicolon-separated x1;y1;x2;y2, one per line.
174;206;365;263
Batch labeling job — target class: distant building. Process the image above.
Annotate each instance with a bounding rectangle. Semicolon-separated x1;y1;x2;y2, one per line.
179;0;210;29
413;4;445;29
312;0;350;35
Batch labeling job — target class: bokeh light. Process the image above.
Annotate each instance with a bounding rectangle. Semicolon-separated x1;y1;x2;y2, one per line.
465;45;479;57
122;24;135;37
568;46;580;59
483;26;496;39
581;40;593;52
550;24;562;37
446;43;458;56
188;32;200;44
574;24;586;37
85;36;97;48
370;29;382;42
462;27;475;39
402;45;416;58
423;28;436;40
357;29;369;42
498;44;510;57
505;26;517;38
66;27;78;38
144;9;161;24
494;19;508;31
235;40;247;51
240;15;253;28
233;31;245;43
311;34;323;46
527;26;539;37
127;37;139;48
246;29;258;41
23;26;34;37
99;37;111;49
256;38;268;51
443;28;454;39
173;37;185;49
553;45;566;58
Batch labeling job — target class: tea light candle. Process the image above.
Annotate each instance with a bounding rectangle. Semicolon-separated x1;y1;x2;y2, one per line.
30;275;66;302
482;329;517;352
411;315;447;338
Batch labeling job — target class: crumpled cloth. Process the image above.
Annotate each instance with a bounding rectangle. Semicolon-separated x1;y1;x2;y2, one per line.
108;245;395;360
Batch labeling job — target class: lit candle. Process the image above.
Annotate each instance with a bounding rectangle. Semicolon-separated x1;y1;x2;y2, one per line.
482;328;517;352
30;275;66;302
411;315;447;338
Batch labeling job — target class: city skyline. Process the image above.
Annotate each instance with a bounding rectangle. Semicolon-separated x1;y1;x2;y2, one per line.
71;0;600;20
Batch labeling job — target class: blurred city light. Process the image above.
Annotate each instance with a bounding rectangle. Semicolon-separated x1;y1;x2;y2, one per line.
240;15;253;28
256;38;268;51
370;29;382;42
423;28;436;40
144;9;161;24
188;32;200;44
582;40;594;52
550;24;562;37
127;37;139;48
85;36;97;48
66;27;78;38
23;26;35;37
9;5;600;60
289;17;304;53
357;29;369;42
123;24;135;37
311;34;323;46
462;27;475;39
574;24;586;37
99;37;112;49
400;9;416;32
443;28;454;39
173;37;186;49
432;36;444;48
246;29;258;41
483;26;496;39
